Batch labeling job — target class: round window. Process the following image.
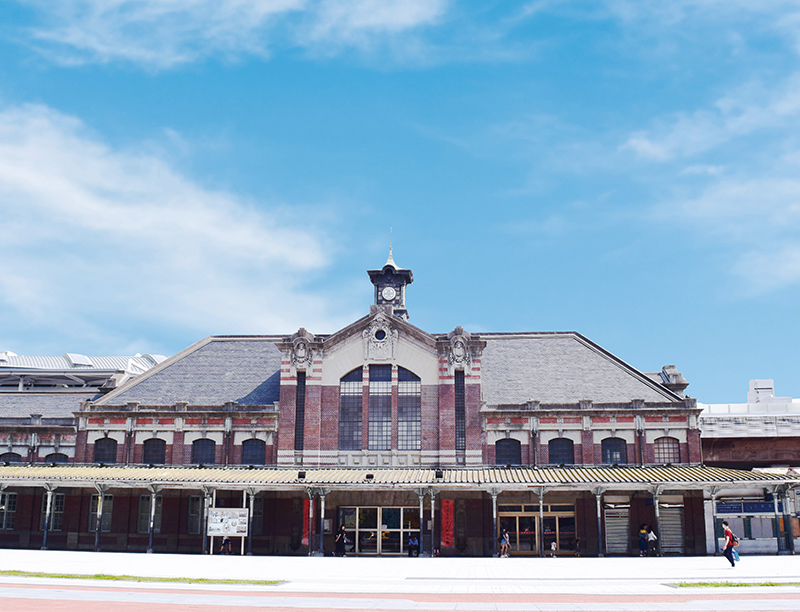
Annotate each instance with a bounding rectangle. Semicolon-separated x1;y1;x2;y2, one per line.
375;329;386;341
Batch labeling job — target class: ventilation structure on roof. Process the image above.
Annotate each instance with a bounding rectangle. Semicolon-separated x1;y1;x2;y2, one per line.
64;353;93;367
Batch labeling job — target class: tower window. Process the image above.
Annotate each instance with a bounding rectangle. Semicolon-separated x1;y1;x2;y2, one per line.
397;367;421;451
295;371;306;452
454;370;466;451
368;364;391;450
339;368;363;450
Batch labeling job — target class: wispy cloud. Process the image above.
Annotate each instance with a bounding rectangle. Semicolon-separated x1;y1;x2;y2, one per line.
0;103;349;353
15;0;449;68
623;74;800;162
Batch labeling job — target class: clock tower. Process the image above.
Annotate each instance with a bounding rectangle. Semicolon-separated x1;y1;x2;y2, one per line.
367;248;413;320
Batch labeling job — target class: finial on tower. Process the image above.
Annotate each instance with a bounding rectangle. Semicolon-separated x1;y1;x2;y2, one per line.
385;228;398;269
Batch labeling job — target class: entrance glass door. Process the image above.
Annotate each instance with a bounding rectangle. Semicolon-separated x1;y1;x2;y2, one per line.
498;504;576;555
339;506;420;555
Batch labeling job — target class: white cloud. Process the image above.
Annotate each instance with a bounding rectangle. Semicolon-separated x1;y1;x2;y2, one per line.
0;103;349;352
16;0;449;68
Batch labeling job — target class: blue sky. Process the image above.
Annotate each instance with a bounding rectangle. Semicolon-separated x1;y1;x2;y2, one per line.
1;1;799;404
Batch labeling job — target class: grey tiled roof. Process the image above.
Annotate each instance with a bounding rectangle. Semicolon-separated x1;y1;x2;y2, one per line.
480;333;680;405
97;337;282;407
0;392;95;419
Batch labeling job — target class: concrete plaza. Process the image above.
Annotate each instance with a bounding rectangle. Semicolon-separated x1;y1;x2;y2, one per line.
1;549;799;610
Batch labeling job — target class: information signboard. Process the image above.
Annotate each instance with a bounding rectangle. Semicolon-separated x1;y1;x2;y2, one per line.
207;508;249;536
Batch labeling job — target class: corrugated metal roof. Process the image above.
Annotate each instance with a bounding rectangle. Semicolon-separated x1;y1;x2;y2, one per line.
0;354;164;372
0;465;793;490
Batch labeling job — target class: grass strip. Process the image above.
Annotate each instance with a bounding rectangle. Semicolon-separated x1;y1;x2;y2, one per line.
0;569;282;586
675;581;800;588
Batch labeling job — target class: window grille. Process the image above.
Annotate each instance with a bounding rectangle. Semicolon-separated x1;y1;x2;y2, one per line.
191;439;216;465
495;438;521;465
137;495;163;534
187;495;202;534
142;438;166;464
242;439;266;465
40;492;65;531
0;452;21;463
93;438;117;464
294;371;306;451
0;492;16;530
88;494;113;532
44;453;68;464
548;438;574;465
653;437;681;463
251;496;264;535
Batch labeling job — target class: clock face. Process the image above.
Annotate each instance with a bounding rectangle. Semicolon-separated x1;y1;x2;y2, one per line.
381;286;396;301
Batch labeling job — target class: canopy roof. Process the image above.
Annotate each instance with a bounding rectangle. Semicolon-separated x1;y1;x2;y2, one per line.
0;465;794;493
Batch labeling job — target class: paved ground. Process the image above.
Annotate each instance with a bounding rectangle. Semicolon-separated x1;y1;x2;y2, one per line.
1;550;799;611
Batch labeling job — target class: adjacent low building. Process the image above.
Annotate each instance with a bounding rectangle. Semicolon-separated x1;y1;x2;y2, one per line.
700;380;800;554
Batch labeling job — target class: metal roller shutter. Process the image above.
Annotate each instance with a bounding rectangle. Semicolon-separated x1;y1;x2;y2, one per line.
659;505;685;554
604;508;630;554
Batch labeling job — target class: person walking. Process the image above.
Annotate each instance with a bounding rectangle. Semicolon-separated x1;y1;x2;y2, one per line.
499;528;510;557
722;520;736;567
335;524;348;557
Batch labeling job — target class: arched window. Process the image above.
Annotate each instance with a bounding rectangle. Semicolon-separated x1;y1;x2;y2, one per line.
601;437;627;464
142;438;166;465
339;368;363;450
44;453;68;464
495;438;521;465
93;438;117;464
0;452;21;464
191;439;216;465
241;438;266;465
654;436;681;464
397;367;421;451
548;438;574;465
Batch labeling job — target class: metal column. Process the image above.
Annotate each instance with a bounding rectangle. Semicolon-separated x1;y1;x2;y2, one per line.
491;490;498;557
594;489;604;557
147;485;159;553
41;486;54;550
319;491;326;556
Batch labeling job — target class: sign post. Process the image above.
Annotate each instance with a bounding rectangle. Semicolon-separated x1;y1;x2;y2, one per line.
207;508;249;554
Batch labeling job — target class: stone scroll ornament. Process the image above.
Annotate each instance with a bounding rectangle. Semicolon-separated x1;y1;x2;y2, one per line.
362;314;398;361
448;337;471;369
291;340;312;370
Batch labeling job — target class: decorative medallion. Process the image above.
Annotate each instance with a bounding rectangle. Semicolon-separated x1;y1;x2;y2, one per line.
362;313;398;361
